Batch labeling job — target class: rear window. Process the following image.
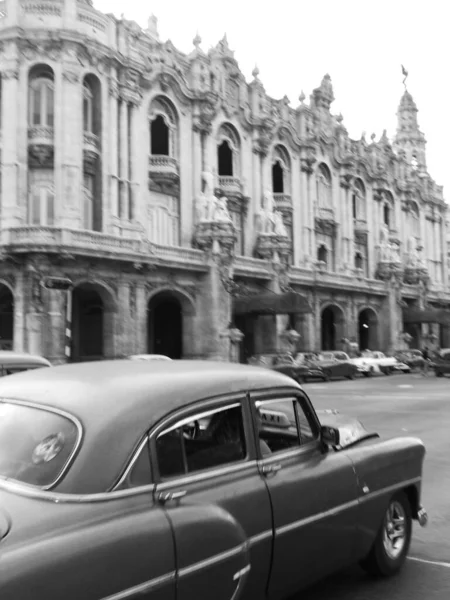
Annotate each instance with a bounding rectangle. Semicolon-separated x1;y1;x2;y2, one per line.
0;400;80;488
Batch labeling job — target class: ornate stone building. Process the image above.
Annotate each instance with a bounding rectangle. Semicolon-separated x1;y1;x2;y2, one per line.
0;0;449;363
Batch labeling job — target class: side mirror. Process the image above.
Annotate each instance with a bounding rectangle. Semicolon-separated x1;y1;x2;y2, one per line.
321;425;340;447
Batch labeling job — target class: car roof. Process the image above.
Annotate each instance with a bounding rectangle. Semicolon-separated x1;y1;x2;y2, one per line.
0;360;297;494
0;351;51;366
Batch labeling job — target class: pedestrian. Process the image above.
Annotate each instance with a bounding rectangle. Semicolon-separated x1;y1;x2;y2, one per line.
422;346;430;376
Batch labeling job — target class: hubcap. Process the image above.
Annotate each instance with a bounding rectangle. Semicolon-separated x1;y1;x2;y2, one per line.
382;500;407;560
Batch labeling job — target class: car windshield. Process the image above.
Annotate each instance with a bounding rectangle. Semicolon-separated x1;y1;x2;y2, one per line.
0;400;80;488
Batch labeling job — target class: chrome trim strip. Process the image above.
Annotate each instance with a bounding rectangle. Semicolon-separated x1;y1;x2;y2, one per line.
112;436;150;491
233;564;251;581
178;543;247;579
101;572;175;600
159;402;242;437
276;476;422;537
0;479;156;503
358;476;422;504
249;529;272;546
0;397;84;491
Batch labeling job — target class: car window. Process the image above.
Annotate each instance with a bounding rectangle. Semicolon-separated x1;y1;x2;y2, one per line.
0;400;80;487
156;403;247;479
255;397;317;455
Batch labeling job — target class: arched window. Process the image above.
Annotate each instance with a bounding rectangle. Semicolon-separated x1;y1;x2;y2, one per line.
218;140;233;176
383;203;390;227
29;77;54;127
150;115;170;155
317;244;328;266
149;96;178;158
30;185;55;226
316;164;332;207
354;252;363;269
83;82;94;133
272;160;284;193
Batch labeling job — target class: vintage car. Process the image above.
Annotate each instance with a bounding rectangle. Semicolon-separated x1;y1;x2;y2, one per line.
318;351;363;380
431;348;450;377
127;354;172;361
248;352;324;383
0;351;51;377
0;360;427;600
295;351;359;381
392;349;425;371
352;350;410;375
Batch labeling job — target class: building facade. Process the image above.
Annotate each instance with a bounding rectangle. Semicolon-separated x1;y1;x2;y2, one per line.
0;0;449;363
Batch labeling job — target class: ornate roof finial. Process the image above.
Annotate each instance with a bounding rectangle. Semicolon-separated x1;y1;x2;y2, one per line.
193;32;202;48
252;64;260;79
401;64;408;90
371;133;376;142
299;90;305;104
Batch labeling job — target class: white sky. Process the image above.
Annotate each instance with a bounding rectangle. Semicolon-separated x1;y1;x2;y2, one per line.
95;0;448;199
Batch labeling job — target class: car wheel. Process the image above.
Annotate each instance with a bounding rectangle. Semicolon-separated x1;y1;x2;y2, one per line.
360;492;412;577
346;371;354;380
437;371;443;377
322;371;330;382
297;375;305;384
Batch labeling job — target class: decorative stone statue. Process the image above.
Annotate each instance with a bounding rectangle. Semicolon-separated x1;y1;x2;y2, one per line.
273;211;288;237
379;224;390;261
213;195;232;222
258;189;276;234
196;170;217;222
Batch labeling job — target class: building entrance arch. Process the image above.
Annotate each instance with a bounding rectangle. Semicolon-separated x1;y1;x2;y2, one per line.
147;290;195;359
358;308;379;351
321;305;345;351
71;282;115;361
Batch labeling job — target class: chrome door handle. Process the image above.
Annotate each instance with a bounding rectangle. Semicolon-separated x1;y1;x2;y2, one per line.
261;463;282;476
157;490;187;504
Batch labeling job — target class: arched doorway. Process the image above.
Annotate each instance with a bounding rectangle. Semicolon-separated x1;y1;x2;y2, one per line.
148;292;183;359
0;285;14;350
321;305;344;351
358;308;379;351
72;285;107;361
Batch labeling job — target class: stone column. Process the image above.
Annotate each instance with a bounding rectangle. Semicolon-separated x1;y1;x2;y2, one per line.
135;282;148;353
1;66;20;228
13;272;26;352
119;99;129;220
24;266;44;355
299;168;309;261
109;78;120;230
440;217;448;288
45;289;66;364
60;66;82;228
116;281;132;356
291;156;301;265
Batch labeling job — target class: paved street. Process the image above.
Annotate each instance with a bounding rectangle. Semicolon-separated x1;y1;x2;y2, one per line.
293;373;450;599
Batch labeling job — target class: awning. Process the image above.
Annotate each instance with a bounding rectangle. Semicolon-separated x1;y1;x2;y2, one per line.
403;308;450;325
233;291;313;316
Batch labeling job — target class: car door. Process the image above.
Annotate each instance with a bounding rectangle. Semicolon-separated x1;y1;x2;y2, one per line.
150;393;273;600
251;390;359;599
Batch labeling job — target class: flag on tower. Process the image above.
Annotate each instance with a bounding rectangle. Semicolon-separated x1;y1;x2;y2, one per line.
401;65;409;88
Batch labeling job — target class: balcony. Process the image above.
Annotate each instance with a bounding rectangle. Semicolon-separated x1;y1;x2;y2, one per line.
83;132;100;174
0;226;208;270
353;218;368;234
28;126;54;168
148;155;180;193
273;193;293;213
218;176;242;195
315;206;335;222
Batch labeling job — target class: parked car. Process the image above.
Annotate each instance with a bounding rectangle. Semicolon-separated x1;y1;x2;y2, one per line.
431;348;450;377
0;360;427;599
352;351;409;375
0;351;51;377
319;351;365;379
127;354;172;361
392;350;425;371
295;351;358;381
248;353;324;383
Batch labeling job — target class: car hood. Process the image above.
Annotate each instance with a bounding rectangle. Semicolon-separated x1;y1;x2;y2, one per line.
316;410;380;450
